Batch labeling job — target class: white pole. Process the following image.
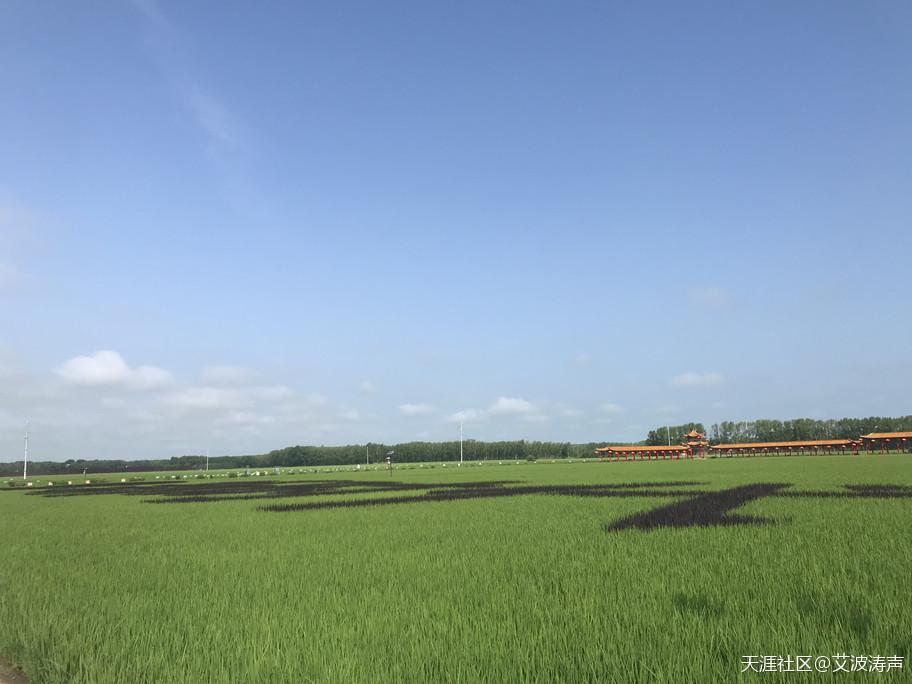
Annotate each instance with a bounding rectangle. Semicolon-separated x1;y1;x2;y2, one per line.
666;425;671;446
23;419;29;480
460;421;463;464
366;444;369;466
206;447;209;472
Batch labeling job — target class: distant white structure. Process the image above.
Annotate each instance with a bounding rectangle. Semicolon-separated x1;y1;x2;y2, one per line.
23;419;29;480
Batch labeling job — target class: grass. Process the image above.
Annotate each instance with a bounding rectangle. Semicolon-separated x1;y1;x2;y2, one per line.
1;454;910;682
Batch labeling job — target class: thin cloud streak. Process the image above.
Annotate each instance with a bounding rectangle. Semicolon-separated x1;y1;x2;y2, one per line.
448;397;539;424
131;0;242;149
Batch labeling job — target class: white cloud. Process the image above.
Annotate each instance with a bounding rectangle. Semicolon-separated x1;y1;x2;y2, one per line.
448;408;480;423
599;402;624;414
131;366;174;389
488;396;534;416
360;381;378;394
671;372;725;388
0;351;371;459
400;403;435;416
58;351;173;390
448;396;540;423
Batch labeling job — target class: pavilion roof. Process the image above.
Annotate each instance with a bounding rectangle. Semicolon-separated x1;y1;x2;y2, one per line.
684;430;704;438
711;439;853;450
860;432;912;440
596;445;688;453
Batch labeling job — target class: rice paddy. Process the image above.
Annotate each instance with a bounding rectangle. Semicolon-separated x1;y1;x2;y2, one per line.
1;454;910;682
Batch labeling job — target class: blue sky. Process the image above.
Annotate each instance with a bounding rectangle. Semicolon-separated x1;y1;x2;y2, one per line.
1;1;910;460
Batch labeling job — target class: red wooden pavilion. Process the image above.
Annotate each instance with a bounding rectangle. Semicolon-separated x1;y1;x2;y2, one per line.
684;430;709;458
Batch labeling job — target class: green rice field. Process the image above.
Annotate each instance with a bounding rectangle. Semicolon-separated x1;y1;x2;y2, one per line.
1;454;910;682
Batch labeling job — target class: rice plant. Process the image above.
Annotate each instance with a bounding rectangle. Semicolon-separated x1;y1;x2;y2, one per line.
0;454;910;682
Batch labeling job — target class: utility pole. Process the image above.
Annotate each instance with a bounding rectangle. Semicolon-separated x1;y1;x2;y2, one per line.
23;419;29;480
366;444;370;466
460;421;464;464
666;425;671;446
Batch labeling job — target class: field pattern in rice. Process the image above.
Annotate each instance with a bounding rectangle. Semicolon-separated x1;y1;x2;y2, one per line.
1;454;910;682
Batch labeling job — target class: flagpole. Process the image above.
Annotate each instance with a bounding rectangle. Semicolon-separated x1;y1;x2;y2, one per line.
23;419;29;480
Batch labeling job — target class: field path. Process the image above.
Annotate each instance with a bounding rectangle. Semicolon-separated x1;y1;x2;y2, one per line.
0;658;27;684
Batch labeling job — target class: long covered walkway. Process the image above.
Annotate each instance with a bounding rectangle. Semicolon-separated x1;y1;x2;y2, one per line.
710;439;857;456
596;445;692;461
860;432;912;453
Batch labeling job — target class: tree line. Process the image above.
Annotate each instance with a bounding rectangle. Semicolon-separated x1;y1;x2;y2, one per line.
707;416;912;444
0;440;611;476
3;414;910;476
645;416;912;446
